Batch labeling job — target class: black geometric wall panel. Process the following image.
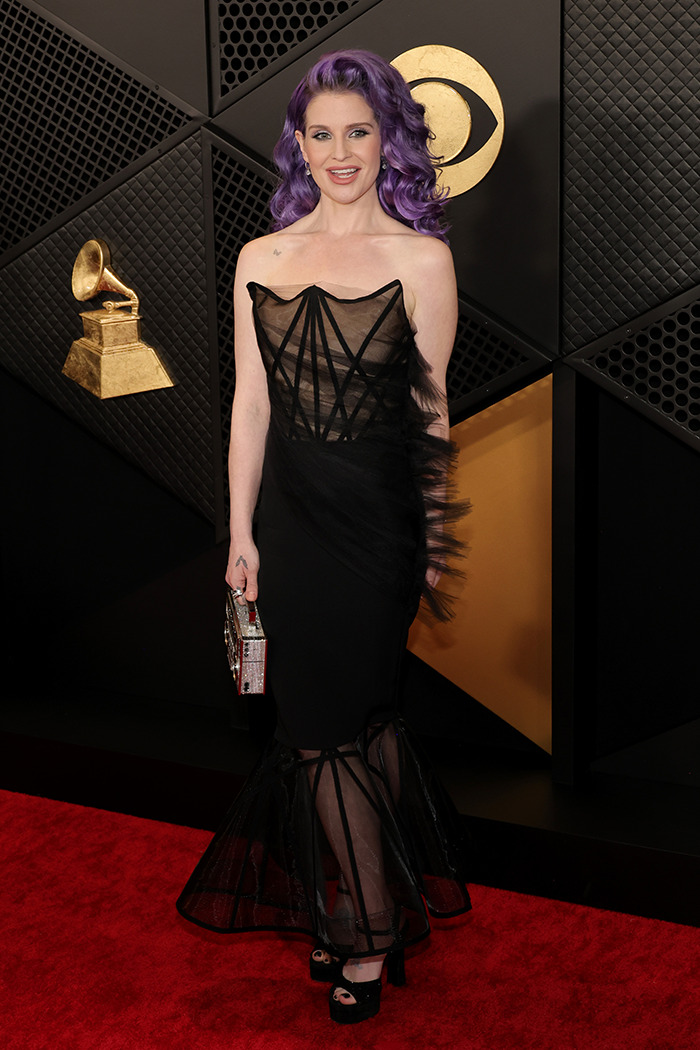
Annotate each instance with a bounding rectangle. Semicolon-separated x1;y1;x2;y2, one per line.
0;0;193;259
562;0;700;352
206;136;276;485
213;0;378;108
0;134;218;521
592;391;700;759
570;284;700;450
30;0;209;113
447;303;551;421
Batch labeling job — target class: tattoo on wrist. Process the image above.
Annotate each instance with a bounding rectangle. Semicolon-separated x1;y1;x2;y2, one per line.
235;555;249;569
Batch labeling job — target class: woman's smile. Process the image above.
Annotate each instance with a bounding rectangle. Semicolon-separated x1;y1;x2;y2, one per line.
327;165;361;183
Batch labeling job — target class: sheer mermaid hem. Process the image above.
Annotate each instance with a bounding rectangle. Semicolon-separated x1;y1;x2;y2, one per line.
176;718;472;957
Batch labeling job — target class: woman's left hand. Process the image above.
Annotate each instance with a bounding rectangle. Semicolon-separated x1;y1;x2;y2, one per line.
226;538;260;604
425;565;443;591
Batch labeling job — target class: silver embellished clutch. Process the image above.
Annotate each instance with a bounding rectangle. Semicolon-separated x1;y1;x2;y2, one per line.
224;587;267;695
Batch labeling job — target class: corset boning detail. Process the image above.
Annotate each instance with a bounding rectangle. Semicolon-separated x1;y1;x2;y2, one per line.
249;281;413;443
248;279;468;621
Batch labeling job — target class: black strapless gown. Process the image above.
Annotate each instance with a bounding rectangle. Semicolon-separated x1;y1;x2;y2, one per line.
176;281;471;957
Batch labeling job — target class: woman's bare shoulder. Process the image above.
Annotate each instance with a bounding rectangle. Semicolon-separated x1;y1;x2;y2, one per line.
237;231;284;266
237;224;312;281
402;230;452;269
378;220;451;268
389;232;455;315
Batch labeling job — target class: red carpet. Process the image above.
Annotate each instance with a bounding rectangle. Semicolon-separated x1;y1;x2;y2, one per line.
2;788;699;1050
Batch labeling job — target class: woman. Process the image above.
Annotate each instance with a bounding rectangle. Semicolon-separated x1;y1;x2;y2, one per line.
177;49;471;1024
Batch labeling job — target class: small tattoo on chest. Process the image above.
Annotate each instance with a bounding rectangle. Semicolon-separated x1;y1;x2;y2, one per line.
273;249;281;256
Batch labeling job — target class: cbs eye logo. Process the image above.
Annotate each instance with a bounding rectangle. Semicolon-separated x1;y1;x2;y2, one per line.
392;44;504;197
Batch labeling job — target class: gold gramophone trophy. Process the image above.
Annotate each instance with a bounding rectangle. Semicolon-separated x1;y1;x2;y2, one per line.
62;239;173;398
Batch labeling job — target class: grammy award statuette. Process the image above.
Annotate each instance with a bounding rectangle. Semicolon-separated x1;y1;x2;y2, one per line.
62;239;174;399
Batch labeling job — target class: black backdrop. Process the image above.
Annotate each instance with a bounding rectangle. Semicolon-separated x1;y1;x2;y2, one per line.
2;0;700;786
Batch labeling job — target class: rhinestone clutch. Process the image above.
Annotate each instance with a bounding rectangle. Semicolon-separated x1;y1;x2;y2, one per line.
224;587;267;694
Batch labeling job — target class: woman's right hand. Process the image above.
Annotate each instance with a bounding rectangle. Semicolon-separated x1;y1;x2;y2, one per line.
226;539;260;603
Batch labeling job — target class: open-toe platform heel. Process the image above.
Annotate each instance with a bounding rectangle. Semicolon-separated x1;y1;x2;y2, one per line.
309;885;353;982
329;974;383;1024
329;948;405;1024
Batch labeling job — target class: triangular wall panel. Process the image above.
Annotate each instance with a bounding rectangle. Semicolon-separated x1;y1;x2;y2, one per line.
569;284;700;451
33;0;209;112
562;0;700;352
0;134;219;523
0;0;197;263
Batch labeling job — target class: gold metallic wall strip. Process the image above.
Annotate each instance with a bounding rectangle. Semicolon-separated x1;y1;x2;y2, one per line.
409;376;553;752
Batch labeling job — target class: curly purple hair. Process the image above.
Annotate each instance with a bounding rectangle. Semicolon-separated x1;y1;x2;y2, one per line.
269;49;448;240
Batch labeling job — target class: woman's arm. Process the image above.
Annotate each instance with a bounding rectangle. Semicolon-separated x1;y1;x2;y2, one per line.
225;243;271;601
407;238;459;589
408;237;458;411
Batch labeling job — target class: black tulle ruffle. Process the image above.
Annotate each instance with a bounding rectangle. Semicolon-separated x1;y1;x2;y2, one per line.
407;340;471;621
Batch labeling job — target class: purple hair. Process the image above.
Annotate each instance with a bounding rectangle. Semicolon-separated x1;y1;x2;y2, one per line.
269;49;449;240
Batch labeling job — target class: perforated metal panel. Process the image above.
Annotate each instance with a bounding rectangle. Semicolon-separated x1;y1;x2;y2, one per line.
0;0;192;257
213;0;378;107
218;0;359;93
0;135;218;520
570;284;700;449
448;306;549;419
562;1;700;352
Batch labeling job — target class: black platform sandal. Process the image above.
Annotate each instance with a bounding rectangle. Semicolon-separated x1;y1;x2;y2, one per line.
328;949;405;1024
309;885;352;982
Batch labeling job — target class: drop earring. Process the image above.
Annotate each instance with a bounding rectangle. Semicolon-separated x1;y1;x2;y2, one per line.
305;161;311;176
380;157;387;170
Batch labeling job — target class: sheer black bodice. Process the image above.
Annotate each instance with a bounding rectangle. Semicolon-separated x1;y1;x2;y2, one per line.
250;280;413;442
250;280;465;620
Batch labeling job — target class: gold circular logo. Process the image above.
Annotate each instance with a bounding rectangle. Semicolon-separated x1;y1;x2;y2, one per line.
392;44;505;197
